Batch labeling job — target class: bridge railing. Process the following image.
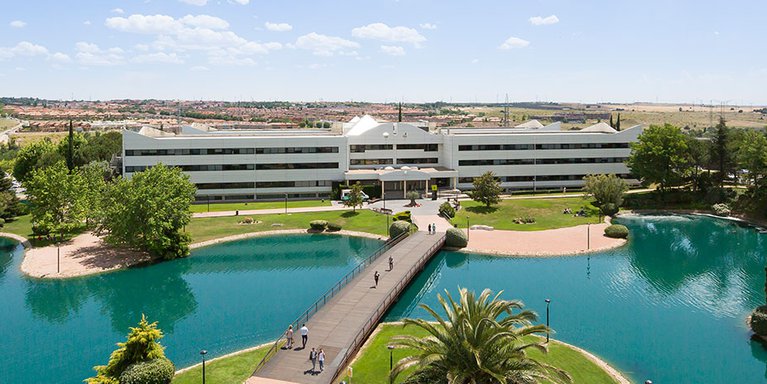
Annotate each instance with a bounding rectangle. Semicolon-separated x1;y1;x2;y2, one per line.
252;231;409;374
331;233;446;383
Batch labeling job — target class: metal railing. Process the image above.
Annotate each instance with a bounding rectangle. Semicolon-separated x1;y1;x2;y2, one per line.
252;231;409;374
330;233;446;383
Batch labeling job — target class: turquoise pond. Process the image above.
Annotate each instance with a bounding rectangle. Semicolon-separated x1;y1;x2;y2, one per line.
1;215;767;383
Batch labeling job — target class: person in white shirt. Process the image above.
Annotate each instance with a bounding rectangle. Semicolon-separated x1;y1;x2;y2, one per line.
300;324;309;349
318;348;326;372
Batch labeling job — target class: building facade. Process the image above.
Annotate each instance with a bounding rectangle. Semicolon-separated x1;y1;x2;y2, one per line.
122;116;643;201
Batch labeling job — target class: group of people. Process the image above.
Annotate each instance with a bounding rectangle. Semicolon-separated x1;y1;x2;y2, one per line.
284;323;326;374
562;207;587;217
427;223;439;234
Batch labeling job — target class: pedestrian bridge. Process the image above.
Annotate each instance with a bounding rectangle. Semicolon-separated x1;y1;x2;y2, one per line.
247;230;446;384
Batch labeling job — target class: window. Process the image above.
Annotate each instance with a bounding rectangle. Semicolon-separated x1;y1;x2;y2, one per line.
350;144;393;153
256;162;339;170
256;147;339;154
196;182;255;189
397;158;438;164
350;159;393;166
397;144;438;151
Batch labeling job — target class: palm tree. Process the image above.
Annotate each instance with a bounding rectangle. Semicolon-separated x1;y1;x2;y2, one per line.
390;288;572;384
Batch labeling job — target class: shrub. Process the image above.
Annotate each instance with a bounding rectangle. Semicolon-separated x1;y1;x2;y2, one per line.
750;306;767;337
445;227;468;248
600;203;619;217
327;222;342;231
712;203;731;216
604;224;629;239
439;202;456;219
392;210;412;223
389;221;411;238
309;220;328;231
119;358;174;384
239;217;254;224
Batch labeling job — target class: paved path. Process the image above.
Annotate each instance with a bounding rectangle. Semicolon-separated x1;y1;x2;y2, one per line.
248;231;446;384
192;204;350;218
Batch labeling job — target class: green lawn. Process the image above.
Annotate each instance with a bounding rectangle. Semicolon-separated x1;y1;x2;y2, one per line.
453;197;601;231
190;199;332;213
172;346;269;384
187;209;389;243
0;214;80;247
341;323;620;384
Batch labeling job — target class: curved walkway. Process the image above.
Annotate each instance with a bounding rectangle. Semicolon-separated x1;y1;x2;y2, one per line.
463;222;626;256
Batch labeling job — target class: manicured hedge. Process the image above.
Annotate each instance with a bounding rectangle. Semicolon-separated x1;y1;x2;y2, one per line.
309;220;328;231
439;202;456;219
445;227;468;248
604;224;629;239
389;221;411;239
327;222;342;231
392;210;412;223
751;306;767;337
119;358;174;384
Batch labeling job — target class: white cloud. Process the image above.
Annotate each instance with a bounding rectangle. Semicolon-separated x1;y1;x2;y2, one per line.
105;14;280;65
380;45;405;56
231;0;250;4
11;41;49;56
295;32;359;56
265;22;292;32
49;52;72;64
190;65;209;71
132;52;184;64
352;23;426;46
529;15;559;26
9;20;26;28
179;0;207;5
83;20;92;26
419;23;437;30
75;42;125;66
471;58;479;64
498;36;530;50
111;8;124;14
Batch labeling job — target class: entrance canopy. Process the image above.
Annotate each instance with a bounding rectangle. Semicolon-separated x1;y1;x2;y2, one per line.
345;166;458;182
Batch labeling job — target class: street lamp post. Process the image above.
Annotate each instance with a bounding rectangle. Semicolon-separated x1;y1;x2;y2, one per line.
284;193;288;214
56;234;61;274
466;216;470;241
545;299;551;343
207;196;210;213
200;350;207;384
386;213;390;236
387;345;395;384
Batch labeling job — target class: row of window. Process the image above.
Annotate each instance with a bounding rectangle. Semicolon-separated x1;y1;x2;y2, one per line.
125;147;339;156
349;157;440;166
458;174;634;183
457;143;629;151
458;157;628;166
349;144;439;152
125;162;340;173
195;192;331;201
196;180;334;189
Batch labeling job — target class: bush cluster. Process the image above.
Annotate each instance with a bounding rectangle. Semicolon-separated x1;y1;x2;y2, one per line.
389;221;411;238
600;203;619;216
239;217;254;224
392;210;412;223
309;220;328;231
604;224;629;239
445;227;468;248
751;306;767;337
439;202;456;219
513;217;536;224
327;222;342;231
119;358;174;384
712;203;731;216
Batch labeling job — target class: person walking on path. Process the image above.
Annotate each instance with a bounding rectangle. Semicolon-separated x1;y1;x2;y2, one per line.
374;270;380;287
285;325;294;349
318;348;326;372
432;222;437;233
308;347;318;374
428;223;432;234
388;256;393;271
300;323;309;349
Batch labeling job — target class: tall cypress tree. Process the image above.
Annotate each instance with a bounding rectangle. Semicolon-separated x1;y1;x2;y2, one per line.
609;114;614;128
398;102;403;122
616;113;621;131
66;120;75;171
711;116;732;188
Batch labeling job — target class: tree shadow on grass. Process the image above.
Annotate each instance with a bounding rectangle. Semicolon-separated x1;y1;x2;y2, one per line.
341;211;360;218
465;206;499;214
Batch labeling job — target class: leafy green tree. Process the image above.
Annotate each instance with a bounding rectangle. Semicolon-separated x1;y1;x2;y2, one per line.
13;139;60;183
25;161;85;235
583;174;628;215
685;135;712;192
80;161;111;227
80;131;122;163
343;182;365;212
0;167;22;221
87;314;170;384
99;164;196;259
627;124;692;194
469;171;502;207
710;117;733;188
57;131;88;169
736;130;767;187
390;288;571;384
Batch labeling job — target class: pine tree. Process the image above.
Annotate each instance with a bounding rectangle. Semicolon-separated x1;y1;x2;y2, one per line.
66;120;74;172
609;114;614;128
398;102;403;122
616;113;621;131
711;116;732;188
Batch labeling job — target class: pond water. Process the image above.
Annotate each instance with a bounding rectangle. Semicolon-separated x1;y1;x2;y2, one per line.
0;234;382;383
386;215;767;383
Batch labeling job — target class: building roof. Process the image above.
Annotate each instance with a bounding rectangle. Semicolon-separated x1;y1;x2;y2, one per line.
515;120;545;128
580;122;617;133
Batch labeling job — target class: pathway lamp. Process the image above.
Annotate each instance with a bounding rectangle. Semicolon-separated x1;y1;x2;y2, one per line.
466;216;470;241
545;298;551;343
284;193;288;214
387;345;395;384
200;350;208;384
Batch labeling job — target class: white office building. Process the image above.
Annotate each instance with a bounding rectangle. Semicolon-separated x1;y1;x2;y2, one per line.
122;116;643;201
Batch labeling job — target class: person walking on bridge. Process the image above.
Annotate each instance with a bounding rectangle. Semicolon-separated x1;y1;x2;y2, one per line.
388;256;393;271
300;323;309;349
374;270;380;287
308;347;318;374
318;348;326;372
285;325;294;349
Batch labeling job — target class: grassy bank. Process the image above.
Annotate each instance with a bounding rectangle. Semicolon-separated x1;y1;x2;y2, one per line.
187;209;389;243
342;323;620;384
172;346;269;384
453;197;600;231
190;199;331;213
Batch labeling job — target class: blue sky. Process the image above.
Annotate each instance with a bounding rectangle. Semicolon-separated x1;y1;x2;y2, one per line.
2;0;765;104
